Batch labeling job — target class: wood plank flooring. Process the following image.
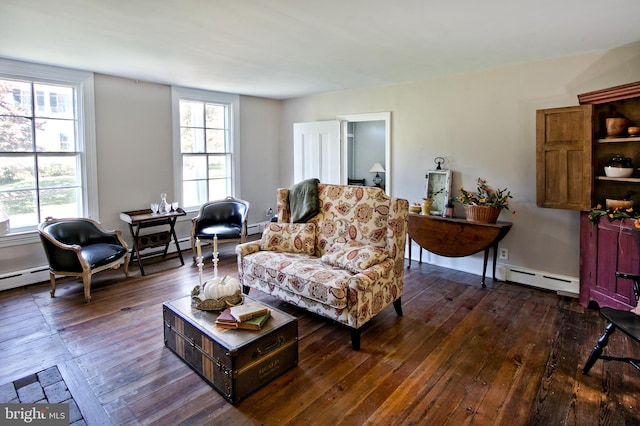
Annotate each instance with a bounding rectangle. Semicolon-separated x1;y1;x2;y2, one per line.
1;245;639;425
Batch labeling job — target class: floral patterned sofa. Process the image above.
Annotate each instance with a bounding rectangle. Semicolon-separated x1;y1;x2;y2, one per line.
236;183;408;350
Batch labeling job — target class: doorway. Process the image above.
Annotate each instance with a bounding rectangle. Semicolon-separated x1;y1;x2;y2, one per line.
292;112;391;192
337;112;391;193
347;121;386;188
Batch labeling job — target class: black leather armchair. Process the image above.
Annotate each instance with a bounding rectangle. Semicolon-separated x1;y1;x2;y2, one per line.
190;197;250;260
38;217;130;302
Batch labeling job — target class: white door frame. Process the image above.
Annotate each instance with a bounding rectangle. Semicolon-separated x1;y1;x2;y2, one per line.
336;112;391;194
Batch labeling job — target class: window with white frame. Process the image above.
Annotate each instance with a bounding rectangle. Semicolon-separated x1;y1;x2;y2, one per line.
172;88;239;211
0;59;96;235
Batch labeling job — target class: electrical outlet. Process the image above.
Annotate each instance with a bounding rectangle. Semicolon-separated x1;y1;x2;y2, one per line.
265;207;273;217
499;248;509;260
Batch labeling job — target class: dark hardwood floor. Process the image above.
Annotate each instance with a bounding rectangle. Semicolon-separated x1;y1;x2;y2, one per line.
1;244;639;425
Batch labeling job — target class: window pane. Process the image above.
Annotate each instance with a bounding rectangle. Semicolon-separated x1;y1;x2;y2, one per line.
205;104;225;129
182;179;207;209
175;90;235;210
38;155;80;188
0;63;90;233
208;178;229;200
39;187;81;219
34;118;76;152
0;189;37;227
182;155;207;180
33;83;75;119
179;101;204;128
0;116;33;152
208;155;228;178
0;79;32;116
180;127;205;153
206;129;226;153
0;155;36;190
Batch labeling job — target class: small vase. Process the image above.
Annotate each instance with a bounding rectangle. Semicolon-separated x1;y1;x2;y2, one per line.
606;117;628;138
421;198;433;215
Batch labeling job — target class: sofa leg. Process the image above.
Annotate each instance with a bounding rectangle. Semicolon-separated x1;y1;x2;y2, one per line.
350;328;361;351
242;285;250;295
393;298;403;316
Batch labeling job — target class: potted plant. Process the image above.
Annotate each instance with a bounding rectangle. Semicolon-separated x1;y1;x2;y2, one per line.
457;178;514;223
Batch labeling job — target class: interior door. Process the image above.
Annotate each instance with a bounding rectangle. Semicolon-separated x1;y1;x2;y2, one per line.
293;120;342;184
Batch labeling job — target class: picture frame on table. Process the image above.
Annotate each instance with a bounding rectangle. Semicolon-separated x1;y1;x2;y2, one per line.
425;169;452;216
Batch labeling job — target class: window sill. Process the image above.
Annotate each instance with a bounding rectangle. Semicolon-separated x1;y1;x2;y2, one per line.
0;230;40;248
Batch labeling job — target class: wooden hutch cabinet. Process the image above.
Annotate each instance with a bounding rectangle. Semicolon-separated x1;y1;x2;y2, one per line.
536;81;640;309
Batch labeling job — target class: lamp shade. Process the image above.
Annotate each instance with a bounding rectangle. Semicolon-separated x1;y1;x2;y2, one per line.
369;162;385;173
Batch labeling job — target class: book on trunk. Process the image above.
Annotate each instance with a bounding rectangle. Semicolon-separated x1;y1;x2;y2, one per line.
216;307;271;330
229;300;270;322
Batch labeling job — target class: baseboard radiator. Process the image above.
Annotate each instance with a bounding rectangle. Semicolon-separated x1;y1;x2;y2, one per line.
502;266;579;297
0;266;52;292
247;221;267;235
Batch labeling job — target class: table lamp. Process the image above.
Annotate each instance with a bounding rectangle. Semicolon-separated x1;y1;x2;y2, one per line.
369;162;385;187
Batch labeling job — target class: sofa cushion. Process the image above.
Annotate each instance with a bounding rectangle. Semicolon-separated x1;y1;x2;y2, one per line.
320;240;388;273
260;222;316;254
242;251;351;309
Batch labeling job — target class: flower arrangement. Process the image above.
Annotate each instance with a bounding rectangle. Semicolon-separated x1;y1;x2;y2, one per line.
588;204;640;228
457;178;514;211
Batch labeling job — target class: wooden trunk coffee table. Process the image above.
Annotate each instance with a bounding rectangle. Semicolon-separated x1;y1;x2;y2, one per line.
162;295;298;404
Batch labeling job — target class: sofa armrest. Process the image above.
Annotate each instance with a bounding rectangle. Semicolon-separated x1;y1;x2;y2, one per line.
236;241;261;257
347;258;394;291
235;241;262;277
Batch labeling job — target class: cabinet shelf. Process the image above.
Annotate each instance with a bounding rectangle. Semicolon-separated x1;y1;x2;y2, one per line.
596;136;640;143
595;176;640;183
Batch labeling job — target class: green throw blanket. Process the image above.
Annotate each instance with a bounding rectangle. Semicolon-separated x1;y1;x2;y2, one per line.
289;178;320;222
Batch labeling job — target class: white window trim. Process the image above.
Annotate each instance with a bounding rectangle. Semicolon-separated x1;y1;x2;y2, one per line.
171;87;240;213
0;58;97;248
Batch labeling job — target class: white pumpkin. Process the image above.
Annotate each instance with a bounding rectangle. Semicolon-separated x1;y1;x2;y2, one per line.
202;275;239;299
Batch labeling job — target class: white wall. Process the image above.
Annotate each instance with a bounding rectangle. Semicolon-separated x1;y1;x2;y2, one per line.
280;43;640;278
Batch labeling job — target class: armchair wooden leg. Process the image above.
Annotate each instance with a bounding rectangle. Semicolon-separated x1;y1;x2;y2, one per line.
49;271;56;298
583;323;615;374
82;273;92;303
191;237;197;262
123;253;130;277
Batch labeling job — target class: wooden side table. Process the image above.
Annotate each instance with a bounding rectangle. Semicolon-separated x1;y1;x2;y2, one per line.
407;213;512;286
120;208;186;275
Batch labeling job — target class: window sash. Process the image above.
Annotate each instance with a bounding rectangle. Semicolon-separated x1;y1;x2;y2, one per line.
172;87;239;212
0;58;96;244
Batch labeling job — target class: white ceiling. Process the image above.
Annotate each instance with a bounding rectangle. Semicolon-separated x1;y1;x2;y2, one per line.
2;0;640;99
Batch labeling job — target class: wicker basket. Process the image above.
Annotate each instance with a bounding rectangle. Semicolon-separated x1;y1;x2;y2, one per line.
463;205;501;223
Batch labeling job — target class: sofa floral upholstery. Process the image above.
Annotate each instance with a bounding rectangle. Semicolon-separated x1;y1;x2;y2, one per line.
236;183;408;350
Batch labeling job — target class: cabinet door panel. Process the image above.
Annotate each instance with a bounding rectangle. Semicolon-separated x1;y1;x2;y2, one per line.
536;105;593;210
581;212;639;309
